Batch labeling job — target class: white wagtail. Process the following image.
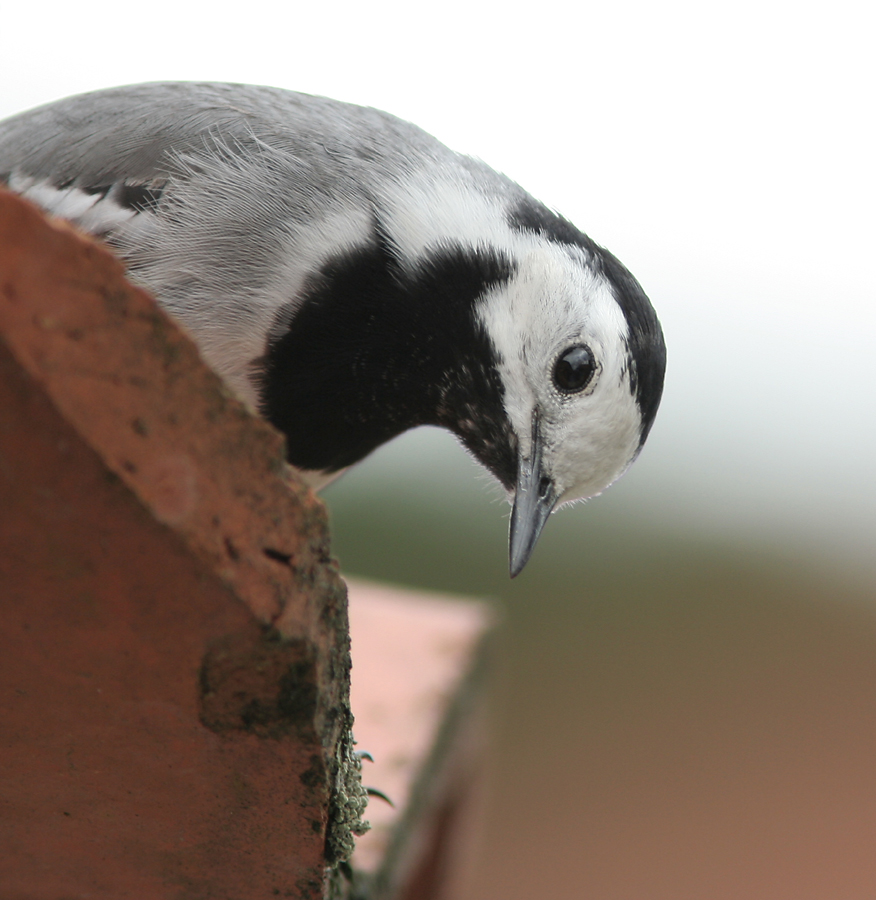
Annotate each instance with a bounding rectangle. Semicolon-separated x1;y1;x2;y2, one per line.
0;82;666;576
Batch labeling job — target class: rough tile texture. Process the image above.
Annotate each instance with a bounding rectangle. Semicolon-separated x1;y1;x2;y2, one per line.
0;188;359;899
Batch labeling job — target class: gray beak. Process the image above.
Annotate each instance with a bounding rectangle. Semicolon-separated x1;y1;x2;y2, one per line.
509;411;558;577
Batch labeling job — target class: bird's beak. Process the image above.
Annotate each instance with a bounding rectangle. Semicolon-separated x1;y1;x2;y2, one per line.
509;411;558;577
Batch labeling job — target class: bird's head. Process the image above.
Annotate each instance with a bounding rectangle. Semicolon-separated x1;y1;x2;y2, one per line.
472;207;666;576
264;175;665;578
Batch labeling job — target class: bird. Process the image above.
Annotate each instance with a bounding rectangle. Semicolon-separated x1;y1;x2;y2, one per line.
0;82;666;576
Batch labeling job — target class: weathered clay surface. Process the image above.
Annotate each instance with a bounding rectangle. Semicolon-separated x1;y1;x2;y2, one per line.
0;189;354;899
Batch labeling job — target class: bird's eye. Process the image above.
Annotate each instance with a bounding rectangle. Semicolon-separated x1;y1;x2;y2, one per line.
553;344;596;393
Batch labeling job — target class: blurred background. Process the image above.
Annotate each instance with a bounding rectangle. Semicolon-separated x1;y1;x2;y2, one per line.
3;1;875;896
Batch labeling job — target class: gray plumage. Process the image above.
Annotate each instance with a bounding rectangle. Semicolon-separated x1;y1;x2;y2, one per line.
0;82;666;575
0;83;533;409
0;82;486;187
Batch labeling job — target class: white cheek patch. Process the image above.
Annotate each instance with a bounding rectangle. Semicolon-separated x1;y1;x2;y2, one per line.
548;282;642;502
476;245;610;453
477;241;642;502
550;378;642;504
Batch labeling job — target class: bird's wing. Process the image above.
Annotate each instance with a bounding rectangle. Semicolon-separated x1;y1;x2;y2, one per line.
0;82;450;197
0;83;246;190
0;82;520;406
0;83;462;403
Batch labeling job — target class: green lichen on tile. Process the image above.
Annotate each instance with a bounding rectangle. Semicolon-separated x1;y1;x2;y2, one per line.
325;724;370;867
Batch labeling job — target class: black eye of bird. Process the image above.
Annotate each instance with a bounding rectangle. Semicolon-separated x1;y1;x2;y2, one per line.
553;344;596;393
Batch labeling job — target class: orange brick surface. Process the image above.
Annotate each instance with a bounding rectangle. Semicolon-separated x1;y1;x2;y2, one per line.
0;189;494;900
0;189;351;899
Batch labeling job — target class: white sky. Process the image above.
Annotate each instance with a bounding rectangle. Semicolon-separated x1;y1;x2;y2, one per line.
3;0;874;570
